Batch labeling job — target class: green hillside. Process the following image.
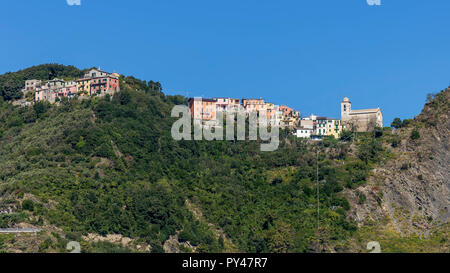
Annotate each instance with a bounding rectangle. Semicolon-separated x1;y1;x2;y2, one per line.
0;65;447;253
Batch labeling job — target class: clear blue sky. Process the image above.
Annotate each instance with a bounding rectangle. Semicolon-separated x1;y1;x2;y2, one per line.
1;0;449;125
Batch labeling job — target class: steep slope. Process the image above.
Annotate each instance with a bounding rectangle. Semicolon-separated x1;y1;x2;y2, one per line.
384;89;449;227
0;65;448;253
0;66;366;253
346;88;449;252
0;71;218;253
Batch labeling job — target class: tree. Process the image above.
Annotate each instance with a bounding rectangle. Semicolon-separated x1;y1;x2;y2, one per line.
33;101;49;118
119;91;131;105
402;119;412;128
391;118;402;129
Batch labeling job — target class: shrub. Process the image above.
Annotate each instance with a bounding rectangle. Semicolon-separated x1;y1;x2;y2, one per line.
271;177;283;185
374;127;383;138
391;138;400;148
22;200;34;211
151;243;164;253
410;129;420;140
340;130;353;141
357;191;367;204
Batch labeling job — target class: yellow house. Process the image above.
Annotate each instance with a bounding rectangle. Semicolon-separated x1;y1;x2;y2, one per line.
76;78;91;96
282;116;297;127
325;119;342;138
265;103;274;111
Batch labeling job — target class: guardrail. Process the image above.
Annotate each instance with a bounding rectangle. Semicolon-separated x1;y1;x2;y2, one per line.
0;228;41;233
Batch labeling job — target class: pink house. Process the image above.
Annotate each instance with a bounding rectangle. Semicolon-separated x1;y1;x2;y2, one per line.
35;86;49;102
51;82;77;101
279;105;294;118
64;85;77;98
90;75;120;96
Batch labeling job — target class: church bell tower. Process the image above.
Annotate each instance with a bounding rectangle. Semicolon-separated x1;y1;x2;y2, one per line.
341;97;351;121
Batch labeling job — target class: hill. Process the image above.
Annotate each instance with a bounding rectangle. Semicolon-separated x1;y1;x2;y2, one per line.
345;88;449;252
0;65;448;253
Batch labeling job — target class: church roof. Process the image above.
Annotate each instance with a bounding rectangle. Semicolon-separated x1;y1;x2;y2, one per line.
349;108;380;114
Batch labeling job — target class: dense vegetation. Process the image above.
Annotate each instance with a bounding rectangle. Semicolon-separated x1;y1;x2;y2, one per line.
0;64;397;253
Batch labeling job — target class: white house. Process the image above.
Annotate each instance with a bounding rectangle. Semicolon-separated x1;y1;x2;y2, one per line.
295;128;313;138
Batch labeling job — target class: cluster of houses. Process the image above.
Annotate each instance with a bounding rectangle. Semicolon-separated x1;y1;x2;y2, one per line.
189;96;383;140
18;67;383;140
188;97;300;128
21;68;120;104
295;114;343;139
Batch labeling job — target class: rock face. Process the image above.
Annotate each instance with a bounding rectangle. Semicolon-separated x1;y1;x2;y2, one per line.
162;232;196;253
348;89;449;234
82;233;151;252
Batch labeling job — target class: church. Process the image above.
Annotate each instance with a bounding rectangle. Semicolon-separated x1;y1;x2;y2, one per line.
341;97;383;132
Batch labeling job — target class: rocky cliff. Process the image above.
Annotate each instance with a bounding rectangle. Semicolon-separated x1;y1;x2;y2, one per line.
348;88;449;237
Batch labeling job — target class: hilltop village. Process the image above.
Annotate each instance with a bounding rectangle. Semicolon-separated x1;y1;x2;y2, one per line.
14;67;382;140
189;97;383;140
18;68;120;105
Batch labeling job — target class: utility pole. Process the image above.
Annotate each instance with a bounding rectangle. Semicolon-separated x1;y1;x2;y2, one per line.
316;148;319;231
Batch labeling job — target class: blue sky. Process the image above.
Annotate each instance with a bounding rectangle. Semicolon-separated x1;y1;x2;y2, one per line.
1;0;449;124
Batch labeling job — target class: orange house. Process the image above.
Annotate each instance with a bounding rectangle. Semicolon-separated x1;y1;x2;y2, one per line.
189;98;217;121
242;98;266;113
